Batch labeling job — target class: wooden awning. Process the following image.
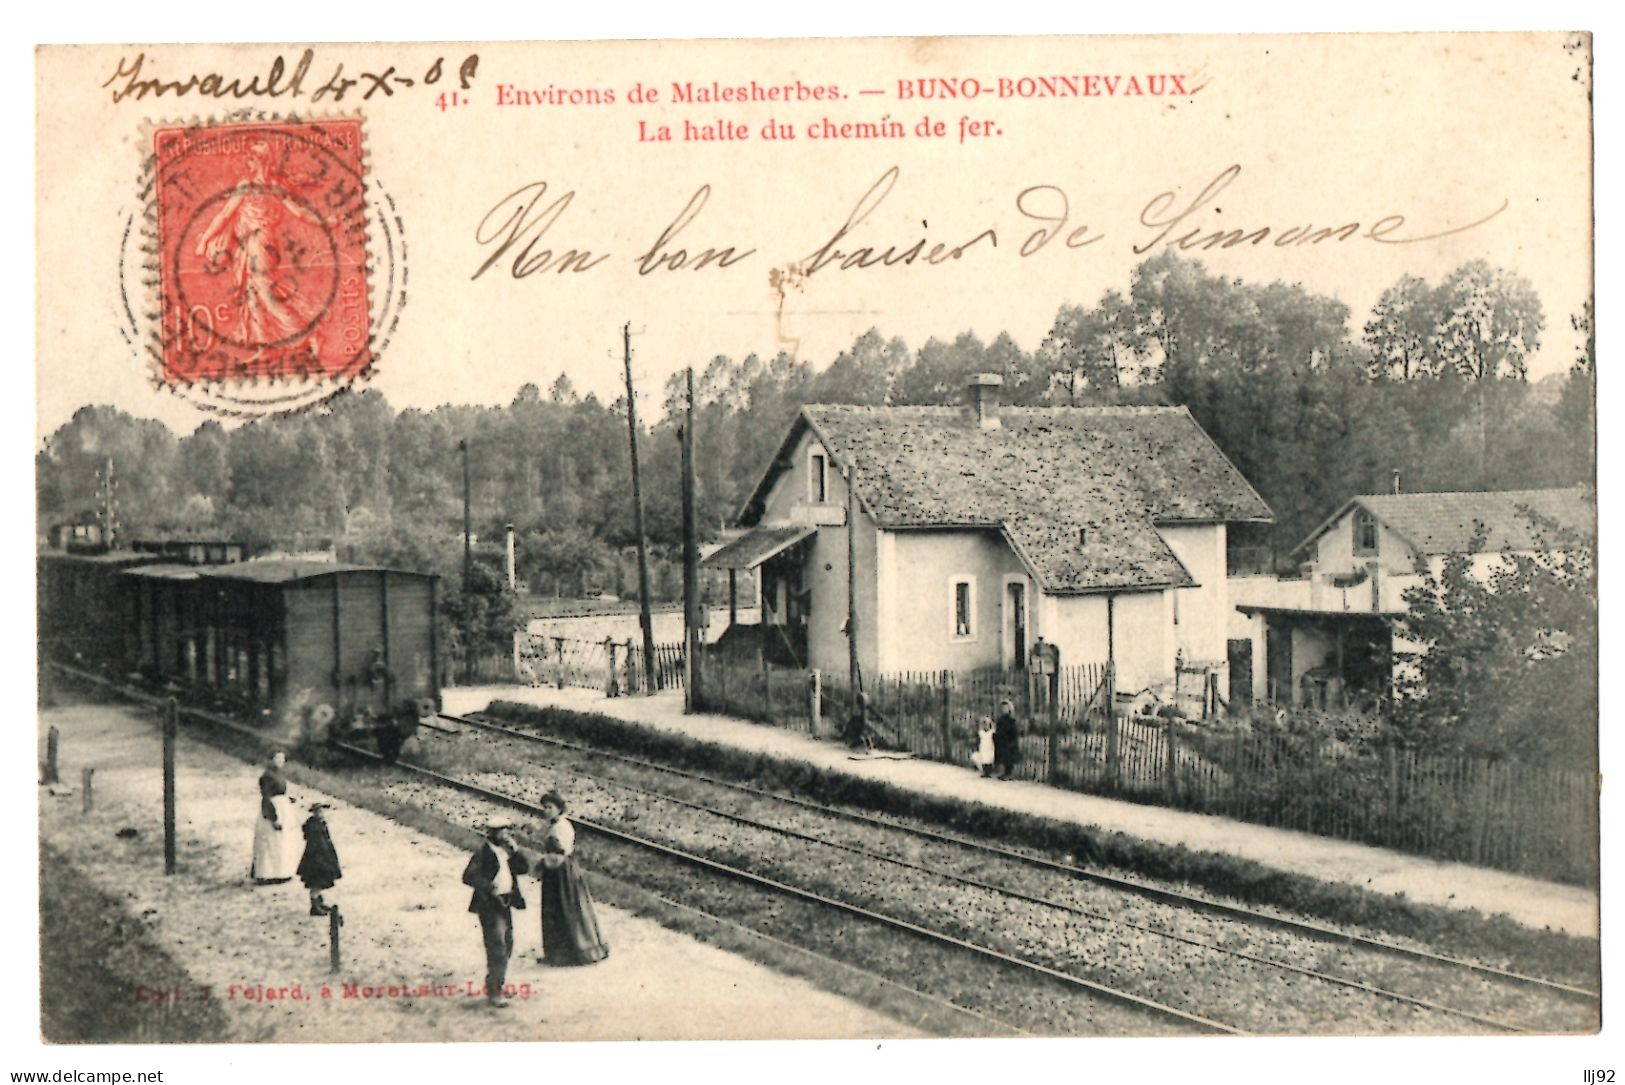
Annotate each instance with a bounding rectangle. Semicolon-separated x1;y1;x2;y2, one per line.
702;525;816;571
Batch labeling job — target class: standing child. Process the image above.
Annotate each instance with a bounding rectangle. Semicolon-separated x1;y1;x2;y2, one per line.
993;698;1022;780
297;802;342;916
970;717;997;777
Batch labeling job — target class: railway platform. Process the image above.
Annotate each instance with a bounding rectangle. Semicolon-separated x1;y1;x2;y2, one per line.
443;685;1600;940
36;698;924;1043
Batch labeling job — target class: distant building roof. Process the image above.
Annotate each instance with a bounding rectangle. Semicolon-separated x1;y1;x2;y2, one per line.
38;549;159;566
196;560;436;585
743;403;1273;595
122;563;203;581
1297;487;1595;557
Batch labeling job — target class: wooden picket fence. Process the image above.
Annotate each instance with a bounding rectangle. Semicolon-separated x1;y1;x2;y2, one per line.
689;650;1596;884
450;635;686;694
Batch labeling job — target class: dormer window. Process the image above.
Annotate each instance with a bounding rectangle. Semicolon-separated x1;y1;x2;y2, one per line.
809;451;828;504
1354;509;1379;555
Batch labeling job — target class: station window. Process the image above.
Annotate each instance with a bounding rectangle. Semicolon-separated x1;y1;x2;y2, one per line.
950;576;976;640
1354;509;1379;555
809;451;828;503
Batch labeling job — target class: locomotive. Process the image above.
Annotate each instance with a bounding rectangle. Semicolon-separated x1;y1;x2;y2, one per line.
39;548;441;760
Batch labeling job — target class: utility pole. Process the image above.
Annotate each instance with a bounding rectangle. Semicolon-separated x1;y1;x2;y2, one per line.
623;323;658;694
98;456;119;549
459;438;473;683
681;367;701;711
846;458;860;696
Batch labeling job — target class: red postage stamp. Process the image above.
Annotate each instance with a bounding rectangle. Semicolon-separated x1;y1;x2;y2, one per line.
153;119;372;386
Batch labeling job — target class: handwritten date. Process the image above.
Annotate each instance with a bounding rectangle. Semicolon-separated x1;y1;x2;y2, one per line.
103;50;479;104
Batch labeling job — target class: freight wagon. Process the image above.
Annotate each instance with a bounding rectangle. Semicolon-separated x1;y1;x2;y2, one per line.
42;553;441;755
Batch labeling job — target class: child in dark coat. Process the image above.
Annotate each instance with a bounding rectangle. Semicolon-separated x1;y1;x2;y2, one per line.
297;802;342;915
993;698;1022;780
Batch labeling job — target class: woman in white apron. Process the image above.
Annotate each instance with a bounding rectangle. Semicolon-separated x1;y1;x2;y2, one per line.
251;750;299;883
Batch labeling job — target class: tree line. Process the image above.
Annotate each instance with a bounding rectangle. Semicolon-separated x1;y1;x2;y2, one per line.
37;251;1594;585
37;252;1594;712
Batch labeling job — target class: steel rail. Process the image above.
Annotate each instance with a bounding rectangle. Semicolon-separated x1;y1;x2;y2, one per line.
452;714;1531;1033
48;667;1224;1036
449;709;1600;1003
362;742;1244;1035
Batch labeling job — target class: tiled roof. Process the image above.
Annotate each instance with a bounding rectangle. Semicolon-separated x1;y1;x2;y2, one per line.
750;405;1272;594
1311;487;1595;556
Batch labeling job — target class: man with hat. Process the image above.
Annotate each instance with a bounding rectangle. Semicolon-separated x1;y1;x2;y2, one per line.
462;815;532;1006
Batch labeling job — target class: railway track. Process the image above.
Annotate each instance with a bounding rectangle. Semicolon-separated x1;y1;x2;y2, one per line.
50;669;1219;1035
46;669;1598;1037
435;709;1599;1035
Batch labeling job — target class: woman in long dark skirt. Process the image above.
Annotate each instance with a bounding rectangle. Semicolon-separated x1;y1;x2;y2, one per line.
534;791;609;966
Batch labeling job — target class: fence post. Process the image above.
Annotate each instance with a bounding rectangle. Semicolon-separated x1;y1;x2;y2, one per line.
42;725;61;786
1305;739;1319;833
623;639;637;696
938;674;952;763
760;650;771;723
554;637;566;690
329;906;343;973
163;698;178;875
808;670;822;736
1384;744;1399;848
82;768;95;814
1104;665;1120;791
1163;716;1178;803
1046;670;1061;785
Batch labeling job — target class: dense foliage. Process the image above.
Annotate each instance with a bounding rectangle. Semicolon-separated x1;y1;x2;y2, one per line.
1393;523;1598;767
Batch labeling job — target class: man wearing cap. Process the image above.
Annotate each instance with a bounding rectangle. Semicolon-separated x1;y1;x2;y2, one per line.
462;817;532;1006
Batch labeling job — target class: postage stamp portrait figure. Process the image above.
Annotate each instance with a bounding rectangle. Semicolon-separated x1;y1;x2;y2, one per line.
153;119;372;386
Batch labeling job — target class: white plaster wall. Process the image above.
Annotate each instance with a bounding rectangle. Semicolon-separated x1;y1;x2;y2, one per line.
883;531;1028;673
1105;590;1171;692
1313;508;1421;577
1160;523;1228;667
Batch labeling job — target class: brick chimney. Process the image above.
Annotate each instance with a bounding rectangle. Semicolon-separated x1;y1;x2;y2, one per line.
1391;468;1403;495
968;373;1003;429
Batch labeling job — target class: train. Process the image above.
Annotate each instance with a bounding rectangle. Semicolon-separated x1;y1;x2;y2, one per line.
38;548;441;758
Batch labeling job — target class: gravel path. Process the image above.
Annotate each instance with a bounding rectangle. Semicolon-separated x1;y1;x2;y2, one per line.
37;700;922;1042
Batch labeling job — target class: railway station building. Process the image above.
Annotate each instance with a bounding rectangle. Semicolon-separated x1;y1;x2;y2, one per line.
703;375;1273;696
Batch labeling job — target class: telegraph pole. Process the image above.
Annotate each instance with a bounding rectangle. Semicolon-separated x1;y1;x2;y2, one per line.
847;458;860;696
623;324;658;693
681;367;701;711
99;456;119;549
459;438;473;683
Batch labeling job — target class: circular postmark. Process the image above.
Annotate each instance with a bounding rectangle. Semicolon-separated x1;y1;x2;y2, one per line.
121;110;406;419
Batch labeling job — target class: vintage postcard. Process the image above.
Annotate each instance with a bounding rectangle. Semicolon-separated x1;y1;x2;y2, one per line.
28;30;1600;1074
